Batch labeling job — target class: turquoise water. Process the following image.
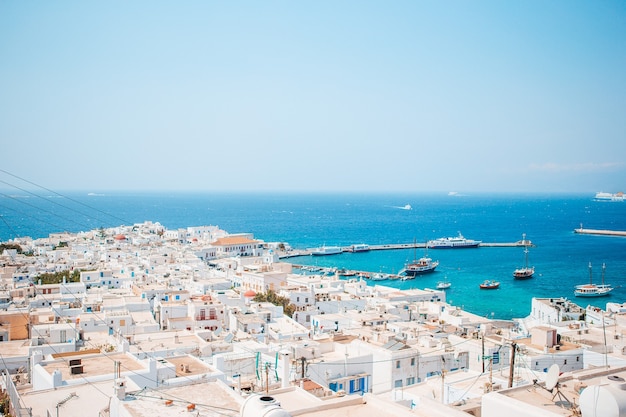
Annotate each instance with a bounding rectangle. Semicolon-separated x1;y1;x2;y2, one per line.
1;191;625;320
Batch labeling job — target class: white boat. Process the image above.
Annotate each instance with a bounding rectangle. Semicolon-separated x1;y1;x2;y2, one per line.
368;272;389;281
513;237;534;279
594;192;625;202
436;278;451;289
311;246;342;256
575;262;613;297
349;243;370;252
427;232;481;249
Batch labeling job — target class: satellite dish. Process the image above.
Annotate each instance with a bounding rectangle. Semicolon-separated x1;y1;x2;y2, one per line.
546;364;560;391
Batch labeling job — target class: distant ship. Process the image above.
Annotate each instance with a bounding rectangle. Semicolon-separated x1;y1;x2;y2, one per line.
594;192;625;202
427;232;481;249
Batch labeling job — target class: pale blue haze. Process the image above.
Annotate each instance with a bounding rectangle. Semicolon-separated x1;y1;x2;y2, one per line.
1;1;625;193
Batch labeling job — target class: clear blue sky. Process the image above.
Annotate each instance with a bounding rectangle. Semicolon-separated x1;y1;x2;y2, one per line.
1;1;624;193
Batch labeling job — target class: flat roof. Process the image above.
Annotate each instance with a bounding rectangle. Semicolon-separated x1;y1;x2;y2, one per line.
43;352;144;380
120;380;242;417
19;378;141;417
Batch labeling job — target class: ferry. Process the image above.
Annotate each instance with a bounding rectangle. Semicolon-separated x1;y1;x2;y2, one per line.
594;192;625;202
311;246;342;256
427;232;481;249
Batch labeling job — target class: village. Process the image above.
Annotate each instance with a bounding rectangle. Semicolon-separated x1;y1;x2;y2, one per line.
1;221;625;417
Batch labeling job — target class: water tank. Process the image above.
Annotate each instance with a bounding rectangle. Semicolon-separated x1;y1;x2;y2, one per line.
240;395;292;417
580;385;626;417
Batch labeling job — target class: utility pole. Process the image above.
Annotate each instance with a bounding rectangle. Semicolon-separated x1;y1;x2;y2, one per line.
265;363;269;394
508;343;517;388
481;334;485;373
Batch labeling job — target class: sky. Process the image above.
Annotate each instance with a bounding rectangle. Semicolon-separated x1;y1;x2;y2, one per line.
1;1;625;194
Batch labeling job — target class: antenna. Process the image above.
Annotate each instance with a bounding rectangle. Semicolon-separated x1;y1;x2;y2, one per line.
539;364;576;410
545;364;559;391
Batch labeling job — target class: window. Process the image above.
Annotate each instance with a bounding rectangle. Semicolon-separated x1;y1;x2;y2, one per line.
406;377;415;386
394;380;403;388
411;358;416;366
396;360;401;369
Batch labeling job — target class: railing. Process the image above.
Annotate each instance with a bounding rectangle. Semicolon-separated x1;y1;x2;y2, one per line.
2;371;32;417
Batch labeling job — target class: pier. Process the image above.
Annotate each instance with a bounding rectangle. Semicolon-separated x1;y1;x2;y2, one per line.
279;239;533;258
574;227;626;237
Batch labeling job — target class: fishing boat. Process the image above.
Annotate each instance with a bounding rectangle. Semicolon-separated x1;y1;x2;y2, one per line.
479;280;500;289
427;232;481;249
574;262;613;297
402;240;439;277
513;237;534;279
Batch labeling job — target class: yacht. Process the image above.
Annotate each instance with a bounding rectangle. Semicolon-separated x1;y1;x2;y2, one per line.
427;232;481;249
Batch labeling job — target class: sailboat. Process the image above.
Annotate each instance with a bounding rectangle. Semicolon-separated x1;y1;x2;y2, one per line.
574;262;613;297
402;240;439;279
513;237;534;279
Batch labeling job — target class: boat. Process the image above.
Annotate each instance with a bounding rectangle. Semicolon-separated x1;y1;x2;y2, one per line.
479;280;500;289
594;192;625;202
427;232;481;249
436;277;451;289
574;262;613;297
404;256;439;276
403;242;439;277
311;246;342;256
348;243;370;252
368;272;389;281
513;237;534;279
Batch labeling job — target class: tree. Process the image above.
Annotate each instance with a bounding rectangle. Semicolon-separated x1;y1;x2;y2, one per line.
253;290;296;318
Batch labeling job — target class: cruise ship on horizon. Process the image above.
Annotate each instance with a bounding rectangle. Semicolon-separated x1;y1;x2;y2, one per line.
594;191;625;202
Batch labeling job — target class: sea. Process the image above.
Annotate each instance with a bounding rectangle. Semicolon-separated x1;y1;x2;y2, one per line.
1;191;625;321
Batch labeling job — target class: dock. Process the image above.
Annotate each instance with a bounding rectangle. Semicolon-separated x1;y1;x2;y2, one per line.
278;239;533;259
574;227;626;237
